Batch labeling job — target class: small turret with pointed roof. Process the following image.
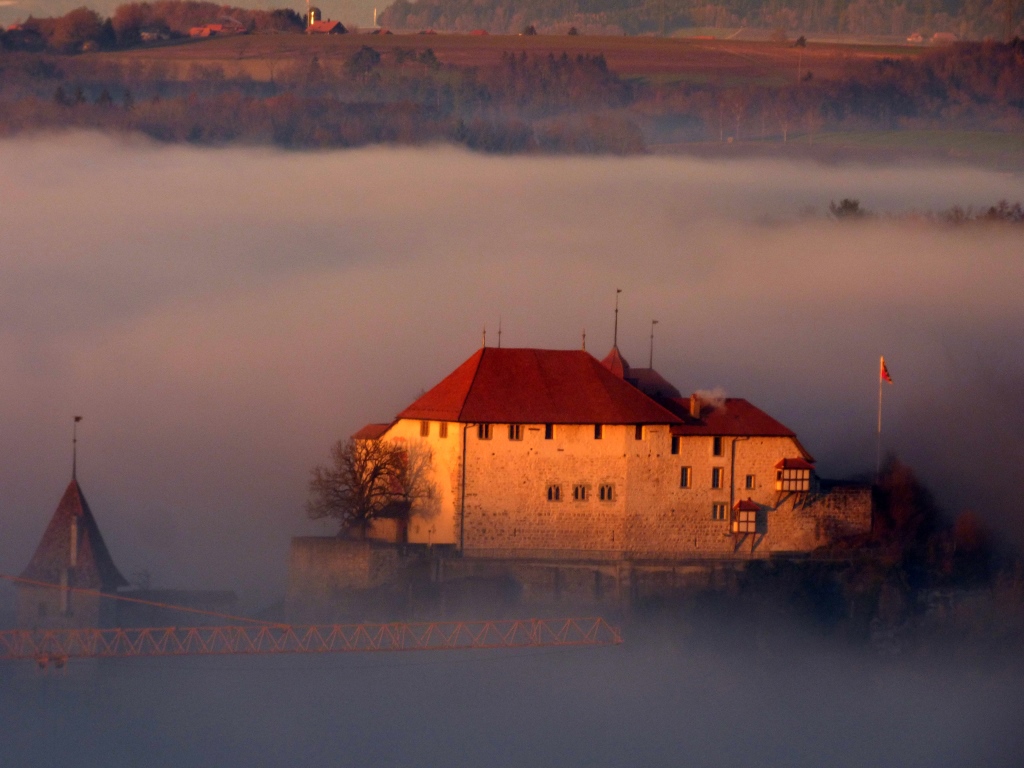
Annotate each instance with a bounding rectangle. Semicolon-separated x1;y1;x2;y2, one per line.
17;477;127;629
600;345;630;379
20;478;128;592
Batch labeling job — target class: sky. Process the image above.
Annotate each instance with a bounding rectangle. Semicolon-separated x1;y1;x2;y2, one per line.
0;133;1023;606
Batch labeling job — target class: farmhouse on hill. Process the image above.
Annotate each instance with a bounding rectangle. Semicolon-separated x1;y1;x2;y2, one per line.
344;344;871;560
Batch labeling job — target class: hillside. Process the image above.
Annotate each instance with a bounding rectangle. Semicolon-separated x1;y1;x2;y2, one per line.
2;11;1023;159
379;0;1022;39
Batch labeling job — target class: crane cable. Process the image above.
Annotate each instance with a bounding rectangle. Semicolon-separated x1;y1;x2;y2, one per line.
0;572;283;627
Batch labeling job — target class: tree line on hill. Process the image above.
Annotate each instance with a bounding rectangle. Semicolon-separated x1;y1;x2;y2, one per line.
1;21;1023;152
0;2;303;54
380;0;1023;39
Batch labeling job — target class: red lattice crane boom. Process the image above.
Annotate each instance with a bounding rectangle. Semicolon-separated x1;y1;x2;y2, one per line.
0;574;622;668
1;617;622;668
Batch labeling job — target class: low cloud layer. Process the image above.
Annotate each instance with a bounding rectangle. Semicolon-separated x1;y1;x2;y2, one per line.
1;133;1022;600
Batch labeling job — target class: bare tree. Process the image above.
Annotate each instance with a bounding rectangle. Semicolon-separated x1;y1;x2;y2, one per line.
307;438;433;538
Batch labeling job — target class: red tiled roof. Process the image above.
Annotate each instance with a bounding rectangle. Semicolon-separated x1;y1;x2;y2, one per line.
667;397;795;437
776;458;815;470
20;480;128;592
399;348;683;425
307;20;346;33
734;498;761;511
665;397;814;459
353;422;392;440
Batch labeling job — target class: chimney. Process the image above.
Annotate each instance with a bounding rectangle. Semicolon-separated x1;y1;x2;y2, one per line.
689;393;701;419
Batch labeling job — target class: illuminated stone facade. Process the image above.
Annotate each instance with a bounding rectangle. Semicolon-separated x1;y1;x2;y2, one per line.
365;347;871;561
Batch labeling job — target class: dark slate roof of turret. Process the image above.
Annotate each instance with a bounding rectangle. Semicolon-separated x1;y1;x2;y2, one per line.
398;347;683;425
20;479;128;592
626;367;682;399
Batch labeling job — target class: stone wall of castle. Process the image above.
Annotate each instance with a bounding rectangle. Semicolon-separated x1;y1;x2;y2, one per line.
381;418;872;560
288;537;402;598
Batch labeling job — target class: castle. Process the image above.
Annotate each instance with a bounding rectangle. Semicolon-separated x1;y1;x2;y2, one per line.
290;342;871;611
340;344;870;560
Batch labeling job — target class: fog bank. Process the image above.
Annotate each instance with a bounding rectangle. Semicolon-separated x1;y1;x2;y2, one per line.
1;133;1022;600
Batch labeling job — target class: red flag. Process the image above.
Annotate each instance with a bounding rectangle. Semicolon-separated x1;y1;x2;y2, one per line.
880;356;893;384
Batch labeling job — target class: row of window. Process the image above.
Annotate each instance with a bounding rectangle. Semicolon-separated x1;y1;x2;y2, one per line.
419;421;742;460
679;466;756;491
672;435;725;456
547;484;615;502
418;420;726;448
543;493;738;523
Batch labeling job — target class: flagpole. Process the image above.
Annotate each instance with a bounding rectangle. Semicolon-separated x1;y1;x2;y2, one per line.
876;357;883;481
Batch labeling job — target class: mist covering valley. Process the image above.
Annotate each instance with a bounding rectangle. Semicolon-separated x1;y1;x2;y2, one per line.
1;133;1023;766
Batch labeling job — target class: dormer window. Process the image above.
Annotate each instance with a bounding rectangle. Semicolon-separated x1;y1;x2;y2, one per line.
775;459;813;492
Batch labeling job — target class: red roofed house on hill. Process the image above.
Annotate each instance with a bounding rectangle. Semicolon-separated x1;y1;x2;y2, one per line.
17;479;128;630
339;344;870;561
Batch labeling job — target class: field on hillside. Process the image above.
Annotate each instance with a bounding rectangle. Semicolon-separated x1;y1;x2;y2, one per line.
96;32;925;84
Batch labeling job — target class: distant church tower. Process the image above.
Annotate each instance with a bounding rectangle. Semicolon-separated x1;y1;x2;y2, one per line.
16;479;128;630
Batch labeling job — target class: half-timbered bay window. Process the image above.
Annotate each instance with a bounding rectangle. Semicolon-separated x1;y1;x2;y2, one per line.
775;458;813;492
732;499;758;534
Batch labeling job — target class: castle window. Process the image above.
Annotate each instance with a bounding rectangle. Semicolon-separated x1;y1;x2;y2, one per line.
680;466;691;488
545;424;554;440
547;485;562;502
671;436;680;454
478;424;492;440
712;502;727;521
733;509;757;534
572;484;589;501
438;422;448;439
598;484;614;501
634;425;644;440
711;467;723;489
420;420;430;437
776;468;811;492
712;436;724;456
594;424;603;439
509;424;524;441
745;474;755;490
